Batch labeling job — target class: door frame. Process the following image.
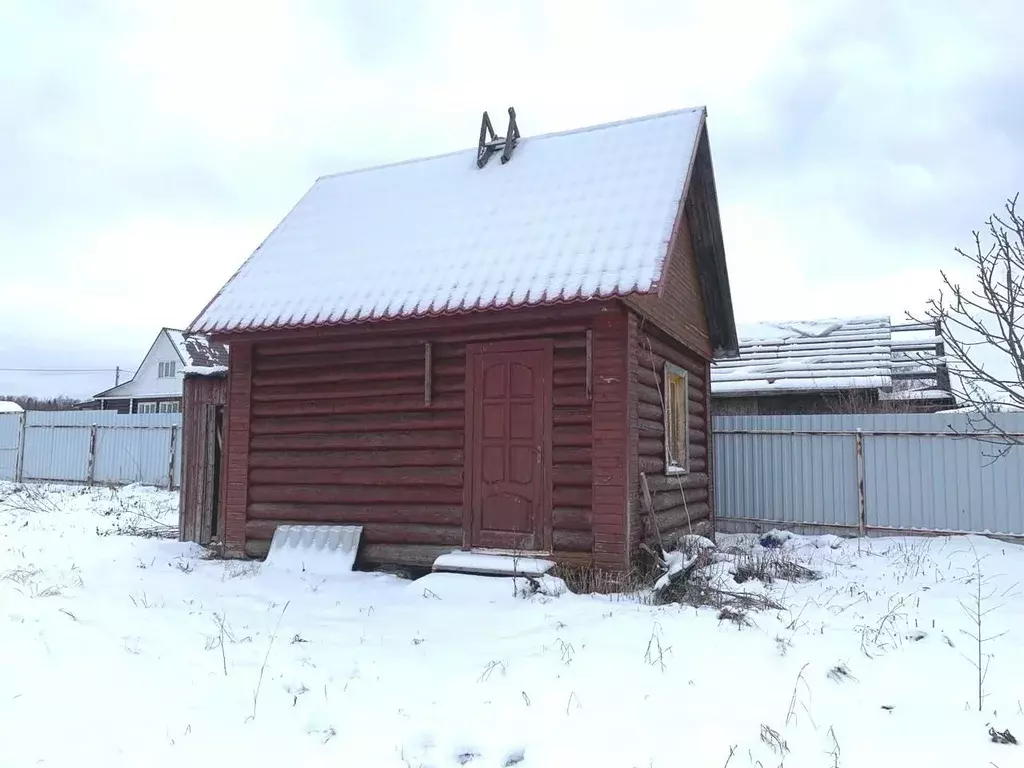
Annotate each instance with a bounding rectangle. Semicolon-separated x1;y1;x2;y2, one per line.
463;337;553;553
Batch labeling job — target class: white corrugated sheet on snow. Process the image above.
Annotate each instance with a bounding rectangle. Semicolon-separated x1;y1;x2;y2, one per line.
711;316;950;398
190;108;706;334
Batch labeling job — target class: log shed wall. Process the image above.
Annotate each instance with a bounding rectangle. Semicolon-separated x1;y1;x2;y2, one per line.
217;303;632;570
179;374;227;544
630;322;714;545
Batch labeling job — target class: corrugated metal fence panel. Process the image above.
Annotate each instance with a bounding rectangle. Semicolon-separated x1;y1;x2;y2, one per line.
714;415;859;528
92;424;178;487
713;413;1024;537
0;413;23;480
15;412;182;488
22;423;92;483
859;413;1024;536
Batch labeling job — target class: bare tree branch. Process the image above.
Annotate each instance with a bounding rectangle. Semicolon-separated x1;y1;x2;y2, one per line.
912;195;1024;453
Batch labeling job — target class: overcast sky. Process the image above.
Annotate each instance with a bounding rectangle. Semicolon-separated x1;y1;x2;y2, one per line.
1;0;1021;398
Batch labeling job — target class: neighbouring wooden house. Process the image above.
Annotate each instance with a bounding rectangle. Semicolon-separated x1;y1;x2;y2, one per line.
711;316;955;415
83;328;228;414
178;368;228;544
183;106;738;572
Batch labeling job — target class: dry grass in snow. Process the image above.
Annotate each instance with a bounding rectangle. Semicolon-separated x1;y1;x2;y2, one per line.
1;482;1023;766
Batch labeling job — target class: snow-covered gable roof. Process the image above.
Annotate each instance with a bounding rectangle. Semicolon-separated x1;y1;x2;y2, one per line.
711;316;952;399
190;107;718;335
93;329;229;398
166;330;229;370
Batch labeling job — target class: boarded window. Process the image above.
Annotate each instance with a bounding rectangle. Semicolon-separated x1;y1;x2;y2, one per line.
664;363;689;473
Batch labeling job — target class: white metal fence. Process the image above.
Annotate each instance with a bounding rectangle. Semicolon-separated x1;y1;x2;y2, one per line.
713;413;1024;538
0;411;182;489
5;411;1023;534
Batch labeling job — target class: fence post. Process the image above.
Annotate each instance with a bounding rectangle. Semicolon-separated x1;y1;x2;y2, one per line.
14;411;27;483
86;424;98;486
167;425;178;490
855;429;866;536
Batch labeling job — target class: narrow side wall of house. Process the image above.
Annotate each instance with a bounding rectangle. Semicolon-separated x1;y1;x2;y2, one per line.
179;375;227;543
590;309;632;571
216;304;624;569
630;320;713;545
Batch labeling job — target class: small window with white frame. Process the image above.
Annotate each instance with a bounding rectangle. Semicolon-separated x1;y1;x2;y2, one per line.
663;362;689;474
137;402;158;414
158;401;180;414
158;361;176;378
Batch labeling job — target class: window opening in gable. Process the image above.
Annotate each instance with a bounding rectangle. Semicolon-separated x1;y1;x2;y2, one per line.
158;361;177;378
664;362;689;474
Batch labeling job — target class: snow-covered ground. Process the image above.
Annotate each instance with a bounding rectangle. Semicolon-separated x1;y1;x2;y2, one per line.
1;483;1022;767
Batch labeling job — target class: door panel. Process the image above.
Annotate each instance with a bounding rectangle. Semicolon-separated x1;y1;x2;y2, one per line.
466;340;552;551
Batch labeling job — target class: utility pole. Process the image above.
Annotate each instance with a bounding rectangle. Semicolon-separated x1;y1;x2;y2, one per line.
115;366;121;386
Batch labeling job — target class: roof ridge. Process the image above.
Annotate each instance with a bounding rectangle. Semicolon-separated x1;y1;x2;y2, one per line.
316;106;707;183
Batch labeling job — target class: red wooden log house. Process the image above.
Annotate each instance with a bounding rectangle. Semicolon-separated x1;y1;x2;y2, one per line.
180;106;738;573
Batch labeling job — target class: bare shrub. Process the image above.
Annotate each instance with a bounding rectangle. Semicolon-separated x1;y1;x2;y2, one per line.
552;562;652;601
732;548;821;585
1;485;63;515
97;488;176;538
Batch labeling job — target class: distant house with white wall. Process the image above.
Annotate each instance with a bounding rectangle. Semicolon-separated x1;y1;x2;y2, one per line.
85;328;228;414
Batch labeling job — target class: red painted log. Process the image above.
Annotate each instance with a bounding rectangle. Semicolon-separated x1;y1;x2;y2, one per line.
552;446;592;464
248;466;463;488
251;395;463;419
553;425;591;447
552;408;591;427
245;520;462;546
252;360;463;389
552;506;591;531
552;486;592;507
247;502;461;525
551;465;591;487
249;429;464;451
252;375;464;403
248;484;463;505
249;412;463;436
552;529;592;552
248;449;464;469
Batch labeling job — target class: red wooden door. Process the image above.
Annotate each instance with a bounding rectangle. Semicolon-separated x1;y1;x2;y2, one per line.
465;340;552;551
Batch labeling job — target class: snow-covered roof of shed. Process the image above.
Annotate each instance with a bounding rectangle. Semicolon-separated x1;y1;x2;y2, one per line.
164;329;229;369
0;400;24;413
711;316;952;398
190;107;709;334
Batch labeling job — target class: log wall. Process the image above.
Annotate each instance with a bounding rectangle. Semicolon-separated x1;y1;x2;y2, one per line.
631;322;713;544
219;305;619;568
179;374;227;544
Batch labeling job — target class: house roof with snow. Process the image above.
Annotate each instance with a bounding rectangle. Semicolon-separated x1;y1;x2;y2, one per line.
710;316;952;401
189;106;737;353
93;328;229;399
0;400;24;413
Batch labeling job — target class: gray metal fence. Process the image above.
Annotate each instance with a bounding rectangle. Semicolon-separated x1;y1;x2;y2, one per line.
0;411;182;489
713;413;1024;538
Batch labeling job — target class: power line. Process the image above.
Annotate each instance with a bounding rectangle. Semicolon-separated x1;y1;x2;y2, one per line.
0;368;135;374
